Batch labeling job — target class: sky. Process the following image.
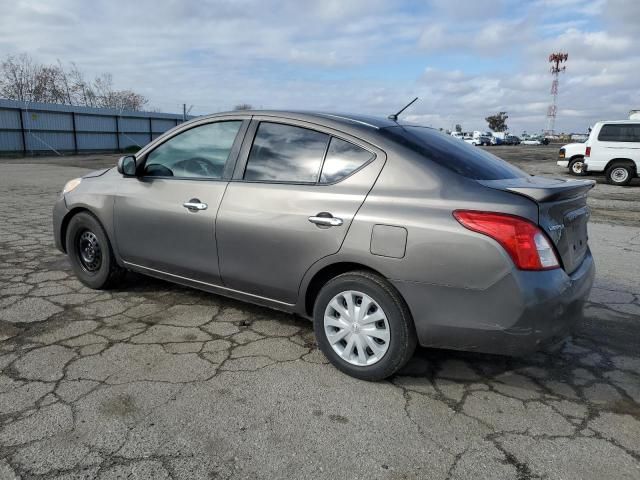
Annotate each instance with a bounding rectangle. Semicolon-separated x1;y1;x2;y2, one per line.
1;0;639;133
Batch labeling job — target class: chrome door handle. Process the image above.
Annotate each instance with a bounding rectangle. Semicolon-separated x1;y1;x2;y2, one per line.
308;215;343;227
183;200;208;211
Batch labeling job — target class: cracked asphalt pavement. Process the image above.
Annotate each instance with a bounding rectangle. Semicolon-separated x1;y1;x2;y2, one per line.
1;157;639;479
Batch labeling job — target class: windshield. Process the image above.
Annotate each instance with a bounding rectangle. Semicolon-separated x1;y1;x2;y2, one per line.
381;126;529;180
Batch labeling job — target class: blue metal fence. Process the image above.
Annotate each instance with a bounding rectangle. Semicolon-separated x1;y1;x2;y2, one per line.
0;98;189;155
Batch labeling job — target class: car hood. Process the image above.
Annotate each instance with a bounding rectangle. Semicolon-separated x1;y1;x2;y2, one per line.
82;168;112;179
561;143;586;154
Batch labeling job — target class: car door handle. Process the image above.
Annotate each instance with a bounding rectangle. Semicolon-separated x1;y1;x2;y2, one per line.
308;214;343;227
183;200;208;211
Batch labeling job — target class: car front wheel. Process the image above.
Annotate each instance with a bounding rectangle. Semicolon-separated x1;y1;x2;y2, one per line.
65;211;124;289
569;157;587;176
313;271;417;381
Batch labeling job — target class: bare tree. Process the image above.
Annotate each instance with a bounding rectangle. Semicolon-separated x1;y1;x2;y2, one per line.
0;53;149;111
0;54;38;101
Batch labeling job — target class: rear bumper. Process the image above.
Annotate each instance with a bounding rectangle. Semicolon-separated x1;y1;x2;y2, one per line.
392;249;595;356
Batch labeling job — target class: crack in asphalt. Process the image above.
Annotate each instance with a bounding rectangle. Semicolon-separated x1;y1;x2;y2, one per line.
0;162;639;479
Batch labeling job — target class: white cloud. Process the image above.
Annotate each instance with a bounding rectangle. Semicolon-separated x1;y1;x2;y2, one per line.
0;0;637;134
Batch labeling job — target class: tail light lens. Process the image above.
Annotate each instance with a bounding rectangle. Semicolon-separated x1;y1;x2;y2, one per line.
453;210;560;271
585;146;591;157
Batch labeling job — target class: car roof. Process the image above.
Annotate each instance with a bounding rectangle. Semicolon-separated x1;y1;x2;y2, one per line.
197;110;403;131
595;120;640;125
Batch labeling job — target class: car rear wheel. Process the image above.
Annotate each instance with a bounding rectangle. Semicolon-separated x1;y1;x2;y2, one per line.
313;271;417;381
569;157;587;176
605;164;634;186
66;212;124;289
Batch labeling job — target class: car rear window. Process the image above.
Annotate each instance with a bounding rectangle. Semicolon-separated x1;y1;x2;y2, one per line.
597;124;640;142
381;126;528;180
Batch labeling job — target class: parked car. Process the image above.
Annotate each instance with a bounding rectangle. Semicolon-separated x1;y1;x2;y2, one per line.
53;111;595;380
584;120;640;185
463;135;477;145
557;142;587;176
450;131;464;140
522;137;543;145
505;135;521;145
473;131;492;146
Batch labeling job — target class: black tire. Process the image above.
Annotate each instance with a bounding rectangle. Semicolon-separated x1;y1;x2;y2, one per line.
605;164;634;186
313;271;417;381
65;211;124;289
568;157;587;176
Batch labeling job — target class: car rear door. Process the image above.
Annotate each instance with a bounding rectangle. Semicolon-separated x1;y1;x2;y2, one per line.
114;117;249;285
216;118;385;304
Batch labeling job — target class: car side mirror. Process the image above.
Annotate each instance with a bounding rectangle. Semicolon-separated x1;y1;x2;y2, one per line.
117;155;137;176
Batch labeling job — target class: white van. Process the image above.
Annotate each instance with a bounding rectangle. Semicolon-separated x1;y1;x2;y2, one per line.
584;121;640;186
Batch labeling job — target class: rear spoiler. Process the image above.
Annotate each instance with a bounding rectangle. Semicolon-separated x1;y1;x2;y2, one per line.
507;179;595;202
478;178;595;202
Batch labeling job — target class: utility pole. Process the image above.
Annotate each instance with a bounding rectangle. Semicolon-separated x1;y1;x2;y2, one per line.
183;103;186;122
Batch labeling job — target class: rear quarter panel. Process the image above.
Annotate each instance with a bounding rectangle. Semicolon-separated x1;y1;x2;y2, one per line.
297;147;540;307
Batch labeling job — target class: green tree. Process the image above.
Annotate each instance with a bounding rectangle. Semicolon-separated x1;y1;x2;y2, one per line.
485;112;508;132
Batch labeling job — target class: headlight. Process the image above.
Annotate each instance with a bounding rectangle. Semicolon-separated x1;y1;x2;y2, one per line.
62;178;82;195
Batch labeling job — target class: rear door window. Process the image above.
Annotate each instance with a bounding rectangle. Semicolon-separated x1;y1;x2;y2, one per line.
381;126;528;180
244;122;329;183
320;137;374;183
597;124;640;142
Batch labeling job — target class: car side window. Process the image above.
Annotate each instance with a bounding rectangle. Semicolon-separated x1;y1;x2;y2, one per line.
598;124;640;143
320;137;374;183
144;121;242;178
244;122;329;183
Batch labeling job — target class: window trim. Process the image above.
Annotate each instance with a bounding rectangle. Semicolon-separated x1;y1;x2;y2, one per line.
235;119;377;186
135;118;250;181
597;123;640;143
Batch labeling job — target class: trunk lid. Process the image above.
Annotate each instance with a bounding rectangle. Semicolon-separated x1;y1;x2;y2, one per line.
479;176;595;274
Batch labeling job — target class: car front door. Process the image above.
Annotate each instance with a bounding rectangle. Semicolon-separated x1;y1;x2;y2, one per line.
216;118;385;304
114;117;248;285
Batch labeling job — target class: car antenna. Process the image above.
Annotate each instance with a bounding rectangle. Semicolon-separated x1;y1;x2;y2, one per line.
388;97;419;121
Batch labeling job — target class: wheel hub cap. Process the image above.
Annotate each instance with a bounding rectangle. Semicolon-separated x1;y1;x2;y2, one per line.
323;290;390;366
612;168;628;182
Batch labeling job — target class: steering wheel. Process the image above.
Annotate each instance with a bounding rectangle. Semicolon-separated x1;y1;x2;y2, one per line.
181;157;220;177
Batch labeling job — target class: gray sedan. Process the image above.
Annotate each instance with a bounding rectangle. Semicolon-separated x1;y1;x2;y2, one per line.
53;111;595;380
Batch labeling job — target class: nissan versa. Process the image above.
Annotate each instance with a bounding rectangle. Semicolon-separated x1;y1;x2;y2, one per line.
53;111;595;380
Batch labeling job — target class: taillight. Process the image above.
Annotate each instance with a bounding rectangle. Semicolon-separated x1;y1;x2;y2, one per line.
453;210;560;271
585;146;591;157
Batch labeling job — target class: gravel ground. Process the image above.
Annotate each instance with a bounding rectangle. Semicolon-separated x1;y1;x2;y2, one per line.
0;150;639;480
